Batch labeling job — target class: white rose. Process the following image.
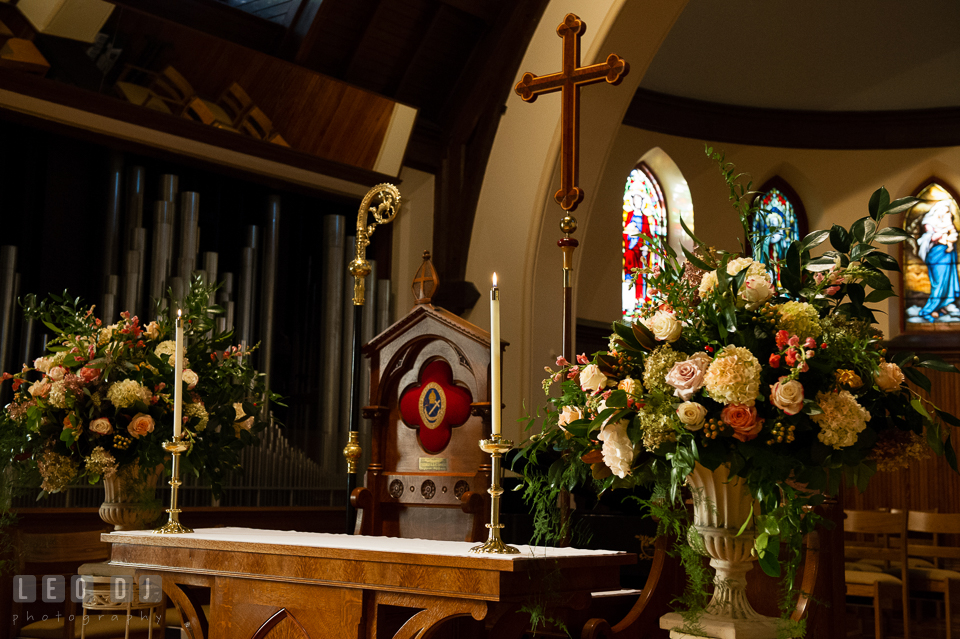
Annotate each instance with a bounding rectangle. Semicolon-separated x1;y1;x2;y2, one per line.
579;364;609;393
642;310;682;342
698;271;718;298
676;402;707;430
182;369;199;390
144;321;161;340
557;405;582;431
47;366;66;382
875;361;905;393
33;357;51;373
741;275;775;310
770;379;805;415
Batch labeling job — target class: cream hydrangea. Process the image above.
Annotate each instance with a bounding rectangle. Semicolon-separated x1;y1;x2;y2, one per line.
643;344;688;394
639;409;675;451
704;345;762;406
48;381;69;409
776;301;822;340
84;446;118;479
106;379;151;409
37;449;79;494
598;419;633;478
186;402;210;431
812;390;870;449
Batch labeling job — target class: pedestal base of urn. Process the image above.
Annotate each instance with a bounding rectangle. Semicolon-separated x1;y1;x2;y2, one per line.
661;611;793;639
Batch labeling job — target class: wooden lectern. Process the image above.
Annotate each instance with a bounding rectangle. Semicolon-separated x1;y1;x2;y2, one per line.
351;252;494;542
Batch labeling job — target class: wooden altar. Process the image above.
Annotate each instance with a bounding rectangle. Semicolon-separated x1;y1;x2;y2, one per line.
102;528;635;639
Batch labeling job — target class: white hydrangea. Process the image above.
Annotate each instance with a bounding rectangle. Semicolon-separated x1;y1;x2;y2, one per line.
704;345;762;406
812;390;870;449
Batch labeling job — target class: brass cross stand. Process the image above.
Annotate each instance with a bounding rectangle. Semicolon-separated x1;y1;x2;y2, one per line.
344;183;401;534
515;12;628;362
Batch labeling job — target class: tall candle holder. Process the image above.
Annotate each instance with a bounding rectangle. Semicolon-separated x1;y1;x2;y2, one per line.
469;434;520;555
153;437;193;534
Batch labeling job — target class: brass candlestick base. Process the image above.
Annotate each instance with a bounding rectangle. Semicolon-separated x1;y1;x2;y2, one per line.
469;435;520;555
154;438;194;534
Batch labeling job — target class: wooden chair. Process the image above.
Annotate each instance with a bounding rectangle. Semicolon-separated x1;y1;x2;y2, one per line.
12;529;167;639
902;511;960;639
351;252;489;542
844;509;911;639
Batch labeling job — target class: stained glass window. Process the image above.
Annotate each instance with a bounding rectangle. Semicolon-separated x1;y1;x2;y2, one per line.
752;185;801;287
622;163;667;316
903;182;960;330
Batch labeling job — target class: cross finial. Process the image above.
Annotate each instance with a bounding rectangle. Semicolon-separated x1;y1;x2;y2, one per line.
515;13;629;212
412;250;439;305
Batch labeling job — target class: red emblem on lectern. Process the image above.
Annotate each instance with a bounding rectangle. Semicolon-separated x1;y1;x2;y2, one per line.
399;360;471;454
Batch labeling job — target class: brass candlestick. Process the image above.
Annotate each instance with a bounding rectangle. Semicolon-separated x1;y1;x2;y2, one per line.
153;438;193;534
469;435;520;554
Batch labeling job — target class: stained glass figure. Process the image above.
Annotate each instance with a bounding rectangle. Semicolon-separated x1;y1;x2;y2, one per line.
752;187;800;287
622;164;667;315
903;182;960;330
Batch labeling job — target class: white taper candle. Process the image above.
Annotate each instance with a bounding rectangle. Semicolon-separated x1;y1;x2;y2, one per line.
490;273;501;436
174;309;183;439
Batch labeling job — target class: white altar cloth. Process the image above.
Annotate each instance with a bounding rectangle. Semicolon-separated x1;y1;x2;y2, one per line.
105;527;625;561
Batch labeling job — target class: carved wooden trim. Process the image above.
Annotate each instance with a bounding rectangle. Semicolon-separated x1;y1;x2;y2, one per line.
375;591;486;639
161;579;209;639
252;607;310;639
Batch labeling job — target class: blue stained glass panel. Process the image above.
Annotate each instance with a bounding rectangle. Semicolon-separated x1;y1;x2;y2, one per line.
622;165;667;316
752;188;799;286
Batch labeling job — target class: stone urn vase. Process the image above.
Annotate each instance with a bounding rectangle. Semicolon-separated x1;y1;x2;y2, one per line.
660;462;790;639
99;463;164;530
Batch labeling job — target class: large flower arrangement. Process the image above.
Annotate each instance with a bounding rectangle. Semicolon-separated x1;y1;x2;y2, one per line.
519;151;960;626
0;279;280;500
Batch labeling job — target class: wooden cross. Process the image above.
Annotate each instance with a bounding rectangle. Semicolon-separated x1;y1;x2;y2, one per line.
515;13;629;212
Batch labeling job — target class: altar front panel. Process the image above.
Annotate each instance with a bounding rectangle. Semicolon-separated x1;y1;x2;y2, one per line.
102;528;634;639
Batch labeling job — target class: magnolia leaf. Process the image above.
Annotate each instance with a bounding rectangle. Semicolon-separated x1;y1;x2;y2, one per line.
865;289;898;303
800;230;831;252
945;436;958;473
868;187;890;221
757;535;781;577
852;217;878;244
926;420;945;455
830;224;851;253
915;356;960;373
613;322;643;351
805;256;837;272
881;196;920;217
874;227;914;244
937;409;960;428
865;251;900;272
632;321;658;351
597;352;619;376
605;389;628;408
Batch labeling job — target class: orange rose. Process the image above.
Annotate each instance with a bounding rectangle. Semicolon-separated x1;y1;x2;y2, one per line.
90;417;113;435
127;413;155;438
721;404;763;442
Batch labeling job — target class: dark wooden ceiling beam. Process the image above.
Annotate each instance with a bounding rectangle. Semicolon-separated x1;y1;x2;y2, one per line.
437;0;498;24
388;2;445;99
624;88;960;150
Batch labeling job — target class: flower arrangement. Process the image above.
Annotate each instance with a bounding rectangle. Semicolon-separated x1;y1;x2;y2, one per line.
0;278;280;501
518;150;960;629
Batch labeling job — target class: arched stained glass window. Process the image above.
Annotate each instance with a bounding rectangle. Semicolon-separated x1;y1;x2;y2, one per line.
622;163;667;315
751;179;806;287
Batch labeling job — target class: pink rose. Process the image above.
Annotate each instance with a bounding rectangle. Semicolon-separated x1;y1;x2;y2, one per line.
770;379;804;415
721;404;763;442
89;417;113;435
664;353;711;401
78;367;101;384
127;412;155;438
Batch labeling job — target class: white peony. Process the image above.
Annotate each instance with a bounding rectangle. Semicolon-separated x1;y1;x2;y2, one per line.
598;419;634;478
